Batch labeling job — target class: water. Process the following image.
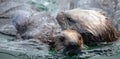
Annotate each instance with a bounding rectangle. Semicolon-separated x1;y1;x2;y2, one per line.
0;0;120;59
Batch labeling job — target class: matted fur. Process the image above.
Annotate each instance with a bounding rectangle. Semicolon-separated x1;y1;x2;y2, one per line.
56;8;120;46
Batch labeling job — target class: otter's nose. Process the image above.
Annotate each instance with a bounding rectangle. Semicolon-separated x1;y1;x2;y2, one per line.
64;42;81;55
67;42;79;49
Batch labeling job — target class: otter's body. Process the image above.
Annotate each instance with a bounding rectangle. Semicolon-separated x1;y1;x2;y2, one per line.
12;11;60;43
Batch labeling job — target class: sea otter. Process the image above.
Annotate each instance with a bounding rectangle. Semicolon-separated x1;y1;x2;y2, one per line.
12;10;61;43
56;8;120;49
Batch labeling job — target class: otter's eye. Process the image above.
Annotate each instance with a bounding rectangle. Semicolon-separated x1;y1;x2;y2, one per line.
59;36;65;42
67;17;76;23
79;37;82;40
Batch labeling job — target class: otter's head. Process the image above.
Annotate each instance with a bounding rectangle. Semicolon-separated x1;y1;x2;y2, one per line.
55;29;84;54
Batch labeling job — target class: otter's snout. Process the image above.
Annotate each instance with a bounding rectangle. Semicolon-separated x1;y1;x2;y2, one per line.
64;42;81;55
66;42;79;50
